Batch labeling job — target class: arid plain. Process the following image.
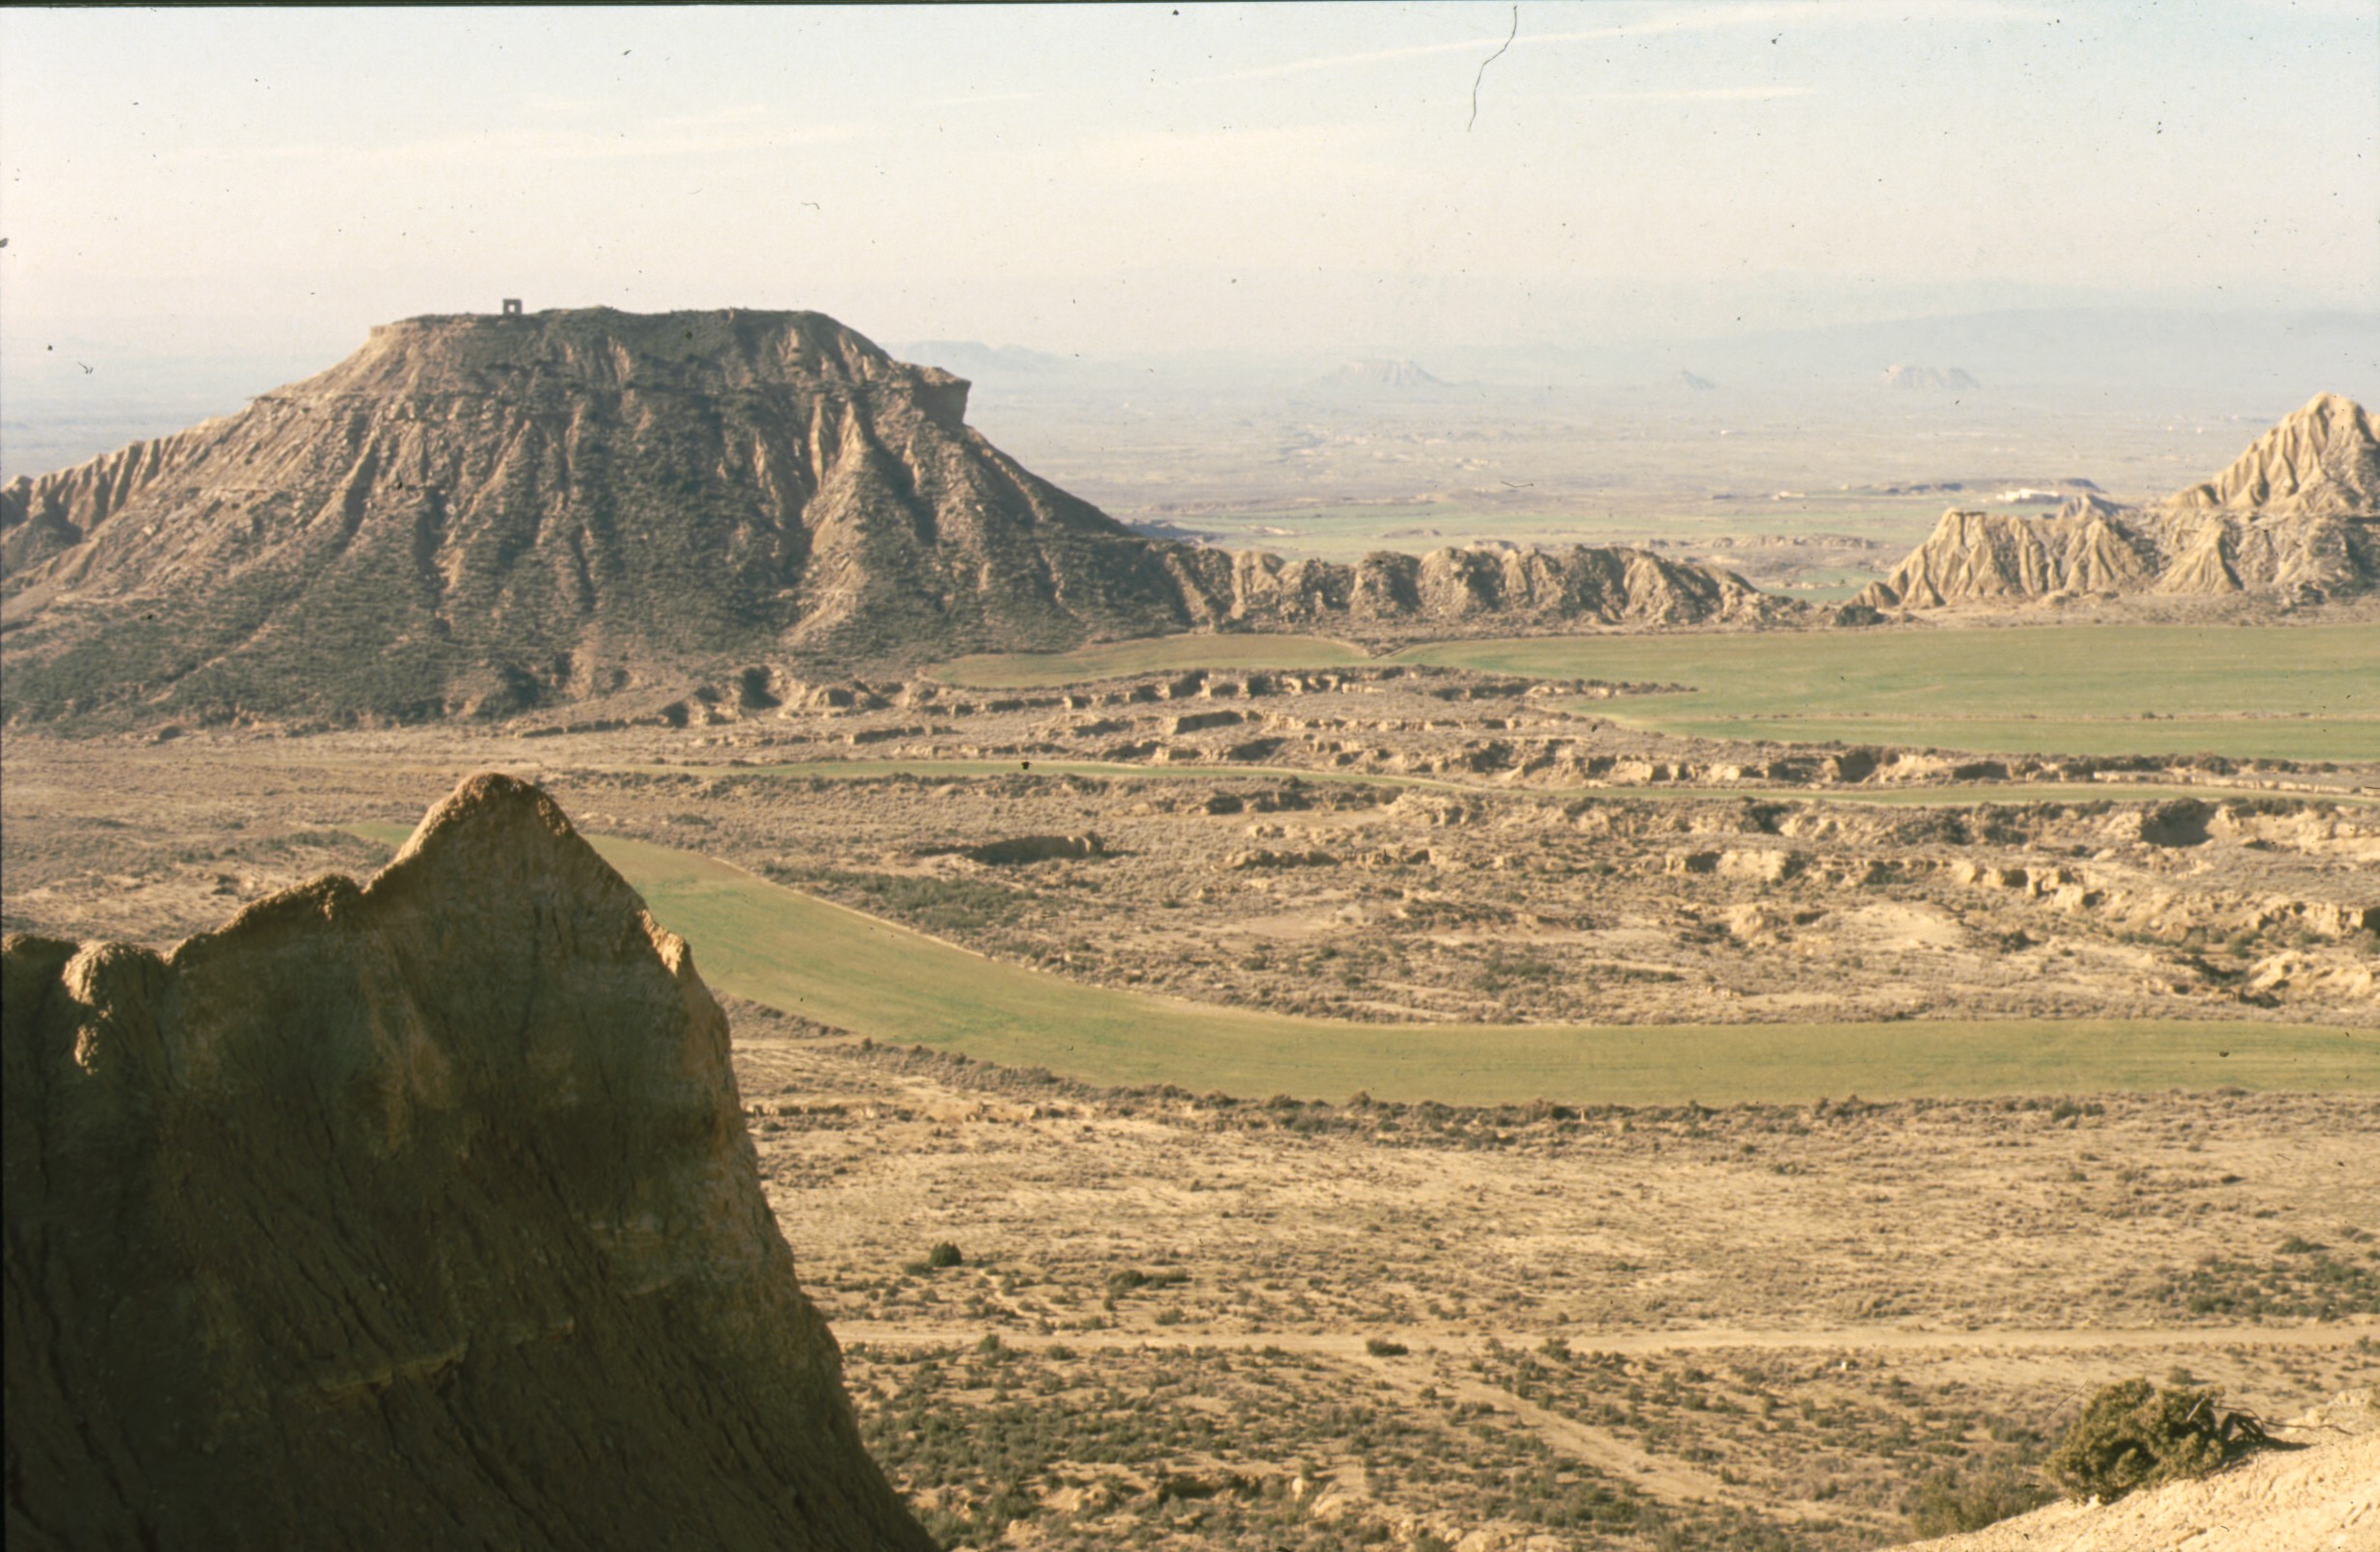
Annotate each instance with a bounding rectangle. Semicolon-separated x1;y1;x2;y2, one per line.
5;640;2373;1550
4;309;2376;1548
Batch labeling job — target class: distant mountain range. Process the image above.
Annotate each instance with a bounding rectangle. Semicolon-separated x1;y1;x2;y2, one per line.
1458;308;2380;403
1314;359;1449;391
0;309;1768;726
891;340;1087;377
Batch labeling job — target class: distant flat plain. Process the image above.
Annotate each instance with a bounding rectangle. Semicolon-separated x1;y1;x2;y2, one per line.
353;824;2377;1105
936;622;2380;763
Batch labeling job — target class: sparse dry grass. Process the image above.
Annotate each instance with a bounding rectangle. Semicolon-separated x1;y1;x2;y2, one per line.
6;719;2375;1551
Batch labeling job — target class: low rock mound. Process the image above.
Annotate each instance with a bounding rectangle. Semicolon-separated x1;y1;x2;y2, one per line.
965;833;1104;865
2;773;932;1550
1882;365;1980;391
1317;358;1447;390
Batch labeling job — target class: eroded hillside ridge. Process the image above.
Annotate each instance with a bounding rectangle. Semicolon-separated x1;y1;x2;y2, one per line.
0;307;1771;726
1862;394;2380;609
1159;540;1770;630
1;772;933;1550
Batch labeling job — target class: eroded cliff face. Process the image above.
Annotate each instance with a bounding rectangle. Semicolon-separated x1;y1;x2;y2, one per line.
2;773;933;1551
1159;541;1772;630
1858;395;2380;611
2164;392;2380;518
0;307;1164;722
0;308;1775;727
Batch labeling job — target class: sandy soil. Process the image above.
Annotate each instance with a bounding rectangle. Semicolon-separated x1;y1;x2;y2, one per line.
726;1021;2378;1549
4;702;2374;1550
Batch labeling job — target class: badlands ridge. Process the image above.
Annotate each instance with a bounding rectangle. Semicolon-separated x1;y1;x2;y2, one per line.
5;307;2371;728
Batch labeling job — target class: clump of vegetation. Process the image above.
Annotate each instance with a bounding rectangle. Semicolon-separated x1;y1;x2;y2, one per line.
904;1241;965;1274
1472;949;1556;994
1365;1336;1410;1357
2042;1379;2268;1502
763;865;1035;936
1907;1462;2050;1536
2154;1243;2380;1320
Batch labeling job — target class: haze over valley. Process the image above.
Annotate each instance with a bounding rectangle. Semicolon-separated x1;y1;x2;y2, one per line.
4;6;2374;1551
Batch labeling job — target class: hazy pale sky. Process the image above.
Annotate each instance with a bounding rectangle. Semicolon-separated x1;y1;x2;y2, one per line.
3;1;2375;367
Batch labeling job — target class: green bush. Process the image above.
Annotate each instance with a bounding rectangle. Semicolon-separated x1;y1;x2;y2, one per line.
2043;1379;2255;1502
927;1241;964;1270
1907;1463;2050;1535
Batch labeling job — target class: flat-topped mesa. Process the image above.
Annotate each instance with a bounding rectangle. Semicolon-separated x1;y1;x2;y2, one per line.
1858;395;2380;611
2;772;933;1550
0;305;1781;727
318;308;973;424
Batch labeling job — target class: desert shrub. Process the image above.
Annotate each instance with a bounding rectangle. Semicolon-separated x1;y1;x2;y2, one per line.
2043;1379;2246;1501
2156;1247;2379;1319
1907;1462;2050;1535
763;867;1031;936
1473;950;1556;993
1366;1336;1410;1357
927;1241;964;1269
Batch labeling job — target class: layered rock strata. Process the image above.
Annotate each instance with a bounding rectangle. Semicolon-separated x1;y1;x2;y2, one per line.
1859;395;2380;609
0;308;1769;725
2;772;933;1550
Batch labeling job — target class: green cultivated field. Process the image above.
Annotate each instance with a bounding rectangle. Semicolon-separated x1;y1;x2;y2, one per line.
1397;623;2380;762
934;623;2380;763
354;825;2377;1104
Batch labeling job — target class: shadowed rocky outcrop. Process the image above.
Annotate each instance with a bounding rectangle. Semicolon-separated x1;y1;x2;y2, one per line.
1858;395;2380;610
0;308;1772;726
2;773;933;1551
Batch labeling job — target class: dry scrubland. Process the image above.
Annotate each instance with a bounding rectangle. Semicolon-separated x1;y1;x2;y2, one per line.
744;1016;2378;1550
3;635;2375;1550
8;664;2375;1038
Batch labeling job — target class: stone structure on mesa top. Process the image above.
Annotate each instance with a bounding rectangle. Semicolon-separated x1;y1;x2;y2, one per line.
2;773;934;1550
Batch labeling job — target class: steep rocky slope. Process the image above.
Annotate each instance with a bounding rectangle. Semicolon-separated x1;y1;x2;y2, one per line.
1859;394;2380;609
2;773;933;1550
0;308;1770;726
2166;391;2380;517
1856;395;2380;613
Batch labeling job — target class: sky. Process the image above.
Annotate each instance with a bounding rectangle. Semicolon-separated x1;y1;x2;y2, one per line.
2;1;2375;381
